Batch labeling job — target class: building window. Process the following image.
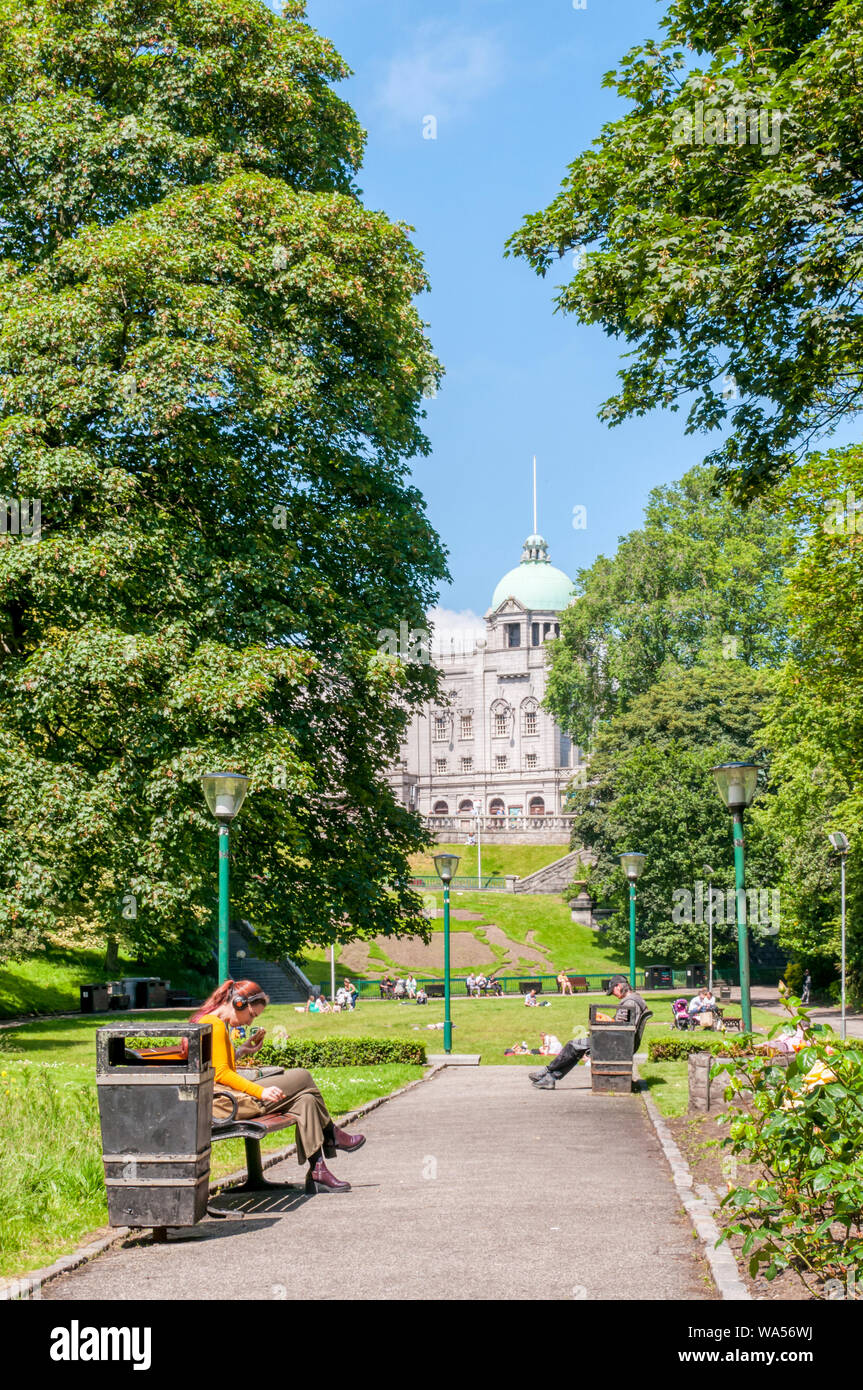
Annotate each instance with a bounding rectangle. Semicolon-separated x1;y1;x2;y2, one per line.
495;755;507;771
435;759;447;774
460;714;473;740
507;623;521;648
458;798;475;812
433;800;449;814
524;711;537;737
460;757;473;774
529;796;545;815
531;622;540;646
494;713;507;737
489;798;505;816
433;717;447;742
525;753;537;770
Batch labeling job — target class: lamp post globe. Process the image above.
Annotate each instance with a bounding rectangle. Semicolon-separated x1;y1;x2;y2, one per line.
434;853;460;1053
201;772;250;987
710;762;760;1033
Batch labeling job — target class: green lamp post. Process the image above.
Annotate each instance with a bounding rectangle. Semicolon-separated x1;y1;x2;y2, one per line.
711;762;759;1034
620;853;646;988
434;852;460;1054
201;772;250;985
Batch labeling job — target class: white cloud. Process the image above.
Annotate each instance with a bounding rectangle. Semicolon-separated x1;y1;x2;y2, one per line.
377;23;505;126
426;606;486;658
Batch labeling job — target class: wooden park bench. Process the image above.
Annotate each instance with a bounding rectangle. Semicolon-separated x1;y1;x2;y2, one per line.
568;976;589;993
124;1043;308;1218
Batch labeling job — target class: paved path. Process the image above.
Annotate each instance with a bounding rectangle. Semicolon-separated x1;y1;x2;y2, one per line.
749;985;863;1038
47;1067;713;1302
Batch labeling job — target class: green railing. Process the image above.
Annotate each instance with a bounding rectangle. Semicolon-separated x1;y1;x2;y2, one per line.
343;965;778;1001
408;875;508;891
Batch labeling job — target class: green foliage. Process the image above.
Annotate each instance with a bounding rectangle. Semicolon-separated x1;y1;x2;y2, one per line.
716;1008;863;1292
544;465;793;745
0;1068;107;1277
507;0;863;496
256;1035;426;1067
0;0;448;965
565;663;780;963
646;1034;758;1061
751;445;863;996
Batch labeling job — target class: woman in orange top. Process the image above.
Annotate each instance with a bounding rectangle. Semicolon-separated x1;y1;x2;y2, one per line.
191;979;365;1193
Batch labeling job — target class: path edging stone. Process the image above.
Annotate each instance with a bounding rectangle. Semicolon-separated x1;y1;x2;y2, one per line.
636;1069;751;1301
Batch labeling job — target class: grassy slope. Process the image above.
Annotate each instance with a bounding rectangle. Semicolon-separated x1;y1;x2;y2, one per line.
299;890;630;984
0;946;210;1020
408;843;567;878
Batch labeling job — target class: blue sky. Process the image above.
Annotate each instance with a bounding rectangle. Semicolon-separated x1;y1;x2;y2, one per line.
293;2;740;623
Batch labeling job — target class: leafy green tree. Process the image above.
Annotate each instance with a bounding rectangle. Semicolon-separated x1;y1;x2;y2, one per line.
545;465;793;747
569;664;779;965
753;444;863;995
0;1;447;967
507;0;863;496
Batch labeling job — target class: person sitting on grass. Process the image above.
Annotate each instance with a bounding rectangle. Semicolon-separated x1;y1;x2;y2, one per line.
524;988;538;1007
416;986;428;1005
191;979;365;1193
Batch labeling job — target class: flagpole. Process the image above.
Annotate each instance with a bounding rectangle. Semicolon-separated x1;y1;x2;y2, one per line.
533;456;537;532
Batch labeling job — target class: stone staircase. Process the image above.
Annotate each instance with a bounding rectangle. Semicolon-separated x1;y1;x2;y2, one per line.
513;848;593;894
228;928;310;1005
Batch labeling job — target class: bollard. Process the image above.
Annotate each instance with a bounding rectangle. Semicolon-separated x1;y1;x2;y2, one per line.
96;1023;214;1229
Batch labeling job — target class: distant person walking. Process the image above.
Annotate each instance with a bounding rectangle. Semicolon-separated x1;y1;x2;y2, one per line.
801;970;812;1005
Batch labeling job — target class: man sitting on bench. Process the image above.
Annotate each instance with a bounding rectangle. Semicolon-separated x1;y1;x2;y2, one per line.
191;980;365;1193
529;975;648;1090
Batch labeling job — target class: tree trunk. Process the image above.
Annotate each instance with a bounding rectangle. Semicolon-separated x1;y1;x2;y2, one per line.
104;935;119;975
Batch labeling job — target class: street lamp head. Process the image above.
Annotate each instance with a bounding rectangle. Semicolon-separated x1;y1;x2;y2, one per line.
711;762;759;811
201;771;250;821
620;852;646;881
828;830;850;853
433;853;460;885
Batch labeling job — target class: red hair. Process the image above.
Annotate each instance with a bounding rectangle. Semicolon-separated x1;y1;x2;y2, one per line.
190;979;269;1022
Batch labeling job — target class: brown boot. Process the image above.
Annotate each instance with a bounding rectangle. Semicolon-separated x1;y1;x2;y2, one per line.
323;1124;366;1158
308;1158;351;1193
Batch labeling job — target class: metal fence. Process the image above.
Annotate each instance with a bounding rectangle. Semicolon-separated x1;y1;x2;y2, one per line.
408;875;508;891
344;965;777;1001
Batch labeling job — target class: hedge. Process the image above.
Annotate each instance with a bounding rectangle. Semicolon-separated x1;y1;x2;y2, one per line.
256;1037;427;1068
646;1035;759;1062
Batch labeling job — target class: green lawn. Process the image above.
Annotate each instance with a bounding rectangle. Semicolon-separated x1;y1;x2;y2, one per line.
638;1061;690;1117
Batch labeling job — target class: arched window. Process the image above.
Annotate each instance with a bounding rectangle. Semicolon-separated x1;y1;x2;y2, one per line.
491;698;510;738
489;798;505;816
458;799;476;813
433;800;449;815
529;796;546;816
521;697;538;737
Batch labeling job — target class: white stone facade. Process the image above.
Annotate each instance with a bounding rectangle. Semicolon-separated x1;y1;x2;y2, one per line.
389;535;583;843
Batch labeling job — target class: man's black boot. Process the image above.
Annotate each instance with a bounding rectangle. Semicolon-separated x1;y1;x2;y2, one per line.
532;1072;556;1090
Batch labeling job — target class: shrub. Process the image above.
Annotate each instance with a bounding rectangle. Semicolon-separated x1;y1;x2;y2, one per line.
256;1037;426;1068
715;1006;863;1293
647;1035;759;1062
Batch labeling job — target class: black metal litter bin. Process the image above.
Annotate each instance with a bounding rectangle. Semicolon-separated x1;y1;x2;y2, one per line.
80;983;109;1014
589;1008;636;1094
96;1023;214;1229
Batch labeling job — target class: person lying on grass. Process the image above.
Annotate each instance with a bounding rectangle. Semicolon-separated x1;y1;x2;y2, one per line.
191;979;365;1193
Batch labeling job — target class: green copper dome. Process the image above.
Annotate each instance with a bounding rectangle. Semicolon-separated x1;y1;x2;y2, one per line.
491;534;573;612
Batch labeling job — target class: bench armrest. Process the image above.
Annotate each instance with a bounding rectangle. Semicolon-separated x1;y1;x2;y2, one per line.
211;1093;239;1128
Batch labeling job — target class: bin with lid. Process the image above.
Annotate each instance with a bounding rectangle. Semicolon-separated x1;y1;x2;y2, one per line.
95;1022;214;1229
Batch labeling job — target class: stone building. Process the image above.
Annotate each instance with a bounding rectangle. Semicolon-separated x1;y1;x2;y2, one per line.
390;532;583;845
